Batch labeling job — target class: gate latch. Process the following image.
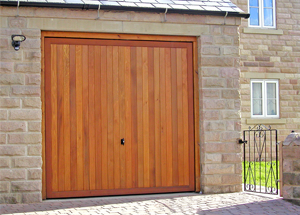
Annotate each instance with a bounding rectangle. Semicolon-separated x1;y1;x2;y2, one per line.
237;138;247;144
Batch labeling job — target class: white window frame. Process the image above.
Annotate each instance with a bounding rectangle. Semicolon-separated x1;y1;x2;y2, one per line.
248;0;276;29
251;79;279;118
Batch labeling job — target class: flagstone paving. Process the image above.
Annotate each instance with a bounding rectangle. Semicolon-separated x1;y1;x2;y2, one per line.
1;192;299;214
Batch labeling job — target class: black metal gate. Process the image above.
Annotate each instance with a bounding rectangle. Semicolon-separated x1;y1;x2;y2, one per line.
242;124;279;194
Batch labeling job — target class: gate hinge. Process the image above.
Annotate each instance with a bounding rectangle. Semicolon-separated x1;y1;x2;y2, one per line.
237;138;247;144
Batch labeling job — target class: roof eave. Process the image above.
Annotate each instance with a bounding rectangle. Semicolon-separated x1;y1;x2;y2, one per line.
0;1;250;18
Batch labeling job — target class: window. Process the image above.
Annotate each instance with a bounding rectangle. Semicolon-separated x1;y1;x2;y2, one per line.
249;0;276;28
251;79;279;118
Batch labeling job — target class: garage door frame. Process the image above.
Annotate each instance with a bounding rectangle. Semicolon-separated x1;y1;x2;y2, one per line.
41;31;200;199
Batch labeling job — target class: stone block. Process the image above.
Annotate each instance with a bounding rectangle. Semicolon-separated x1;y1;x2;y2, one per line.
282;186;294;199
28;122;41;132
0;74;25;85
203;174;222;185
222;174;242;185
283;173;300;185
204;153;222;163
22;98;41;108
222;153;241;163
28;145;42;156
220;67;239;78
8;133;42;144
0;51;22;61
22;193;42;203
293;187;300;199
0;193;22;204
204;132;221;142
0;158;10;168
202;57;234;67
203;110;220;120
202;46;220;55
0;182;9;193
223;47;239;56
24;51;41;62
21;29;41;37
25;74;41;85
27;169;42;180
255;56;270;62
0;86;10;96
13;157;42;168
0;145;26;156
0;122;26;132
11;181;42;192
204;121;225;131
22;39;41;49
203;78;226;88
15;63;41;73
244;62;258;67
203;89;220;98
0;133;6;144
0;98;20;108
204;164;235;174
9;110;42;120
12;86;41;96
201;35;213;45
221;110;240;120
221;131;240;142
293;160;300;171
222;89;240;99
214;36;233;45
8;17;27;28
203;100;225;109
0;62;13;73
0;38;9;49
259;62;274;67
0;169;26;181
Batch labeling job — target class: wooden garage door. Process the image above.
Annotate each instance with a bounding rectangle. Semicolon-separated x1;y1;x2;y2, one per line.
45;37;194;198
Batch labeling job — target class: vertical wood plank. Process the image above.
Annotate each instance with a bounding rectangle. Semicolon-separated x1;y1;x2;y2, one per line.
100;46;108;190
113;46;121;189
136;47;144;188
82;45;90;190
94;45;102;190
171;48;179;186
130;47;138;188
187;44;195;188
159;48;167;187
63;45;71;191
148;47;156;188
119;46;126;189
107;46;114;189
75;45;84;191
57;45;65;192
165;48;173;187
124;47;132;189
50;44;58;192
182;48;189;185
142;47;150;188
153;47;161;187
176;48;184;185
69;45;77;191
88;46;96;190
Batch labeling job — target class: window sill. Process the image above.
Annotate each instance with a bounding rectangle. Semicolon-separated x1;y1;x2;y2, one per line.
246;118;286;125
243;28;283;35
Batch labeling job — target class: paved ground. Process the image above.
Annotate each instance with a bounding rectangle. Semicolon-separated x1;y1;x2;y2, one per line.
1;192;300;215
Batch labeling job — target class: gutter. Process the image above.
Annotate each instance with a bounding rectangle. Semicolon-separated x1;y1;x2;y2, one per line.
0;1;250;19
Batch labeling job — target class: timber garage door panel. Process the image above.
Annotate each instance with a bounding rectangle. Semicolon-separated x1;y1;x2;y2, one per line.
45;38;194;198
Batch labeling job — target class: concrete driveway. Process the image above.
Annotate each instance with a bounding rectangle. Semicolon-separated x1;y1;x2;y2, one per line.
1;192;299;215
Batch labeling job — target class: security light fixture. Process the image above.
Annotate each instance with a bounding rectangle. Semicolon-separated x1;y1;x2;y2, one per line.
11;35;26;51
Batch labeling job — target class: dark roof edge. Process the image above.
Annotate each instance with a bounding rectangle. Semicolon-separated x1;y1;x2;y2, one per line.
0;1;250;19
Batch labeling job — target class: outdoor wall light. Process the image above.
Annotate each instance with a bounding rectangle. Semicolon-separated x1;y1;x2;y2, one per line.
11;35;26;51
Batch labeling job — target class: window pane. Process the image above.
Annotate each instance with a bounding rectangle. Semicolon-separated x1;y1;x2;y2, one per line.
249;0;259;7
267;83;277;115
250;8;259;26
264;8;273;26
264;0;273;8
252;83;263;115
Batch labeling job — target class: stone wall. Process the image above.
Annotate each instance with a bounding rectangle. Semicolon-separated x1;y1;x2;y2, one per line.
282;144;300;201
0;6;243;203
231;0;300;142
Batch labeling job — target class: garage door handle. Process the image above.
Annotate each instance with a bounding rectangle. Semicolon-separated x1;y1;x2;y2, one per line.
121;138;125;145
